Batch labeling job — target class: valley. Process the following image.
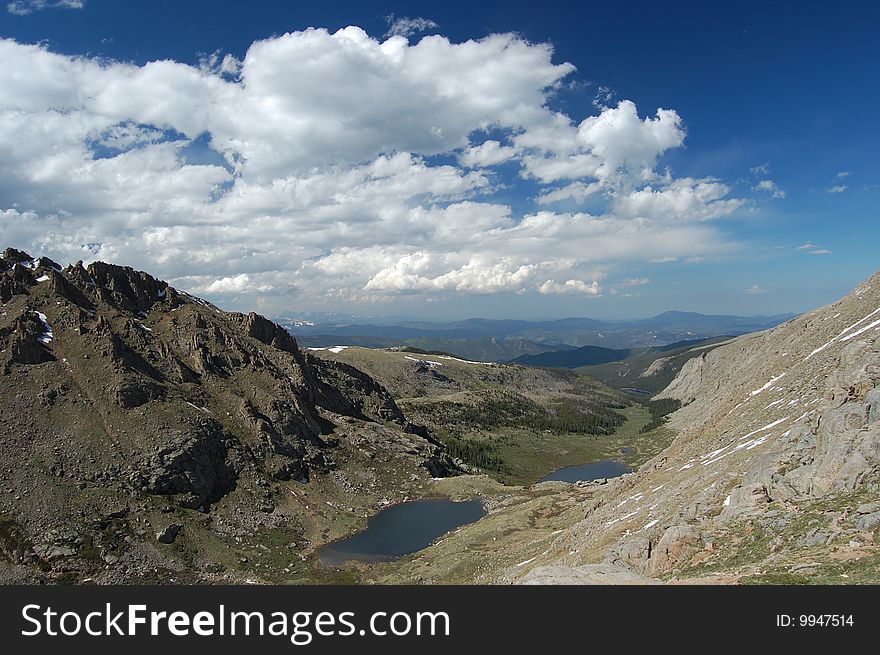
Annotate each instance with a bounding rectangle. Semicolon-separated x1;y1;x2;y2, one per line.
1;247;877;586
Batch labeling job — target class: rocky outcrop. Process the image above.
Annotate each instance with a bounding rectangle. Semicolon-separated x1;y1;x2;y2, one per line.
233;312;300;355
639;356;673;379
1;312;55;369
308;354;409;425
133;425;239;507
660;351;708;404
86;260;169;314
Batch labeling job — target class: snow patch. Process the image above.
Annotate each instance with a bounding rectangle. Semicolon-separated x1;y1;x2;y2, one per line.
807;307;880;359
840;318;880;342
605;508;640;526
750;373;786;396
307;345;349;354
33;311;53;344
737;417;789;441
405;355;442;367
436;355;494;365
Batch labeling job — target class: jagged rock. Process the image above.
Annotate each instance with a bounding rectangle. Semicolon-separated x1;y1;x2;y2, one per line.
308;354;409;425
269;457;309;482
156;524;182;544
866;388;880;424
661;352;707;404
421;453;461;478
86;261;168;313
235;312;300;355
2;313;55;369
639;356;673;379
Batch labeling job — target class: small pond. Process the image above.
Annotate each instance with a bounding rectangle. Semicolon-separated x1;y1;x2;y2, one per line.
539;459;632;484
319;498;486;566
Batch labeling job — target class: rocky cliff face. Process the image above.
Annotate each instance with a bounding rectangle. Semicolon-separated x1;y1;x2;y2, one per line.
0;248;455;583
512;271;880;583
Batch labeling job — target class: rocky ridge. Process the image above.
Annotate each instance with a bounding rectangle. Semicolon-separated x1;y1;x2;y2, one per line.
0;248;455;583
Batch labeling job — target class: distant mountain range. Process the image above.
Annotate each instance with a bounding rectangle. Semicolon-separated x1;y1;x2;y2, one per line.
277;311;796;361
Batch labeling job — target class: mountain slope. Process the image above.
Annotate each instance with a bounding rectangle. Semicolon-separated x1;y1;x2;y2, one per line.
0;248;454;584
503;270;880;583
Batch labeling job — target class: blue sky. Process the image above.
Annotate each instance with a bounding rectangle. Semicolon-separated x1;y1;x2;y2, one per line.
0;0;877;319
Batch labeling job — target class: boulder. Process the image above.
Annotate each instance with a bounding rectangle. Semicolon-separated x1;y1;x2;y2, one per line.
719;482;770;520
648;524;702;575
156;524;182;544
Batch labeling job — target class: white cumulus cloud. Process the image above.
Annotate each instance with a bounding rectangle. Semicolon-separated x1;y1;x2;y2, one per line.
0;28;749;311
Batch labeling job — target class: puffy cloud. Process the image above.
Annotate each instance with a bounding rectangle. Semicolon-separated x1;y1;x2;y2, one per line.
459;140;518;168
195;274;275;294
745;284;769;294
826;184;847;193
614;177;743;221
516;100;685;188
0;29;748;310
538;279;601;295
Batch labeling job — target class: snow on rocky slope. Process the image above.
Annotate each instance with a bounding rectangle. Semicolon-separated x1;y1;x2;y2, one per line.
513;271;880;583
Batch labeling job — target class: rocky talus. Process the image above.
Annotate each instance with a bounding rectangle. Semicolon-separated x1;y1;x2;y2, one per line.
512;271;880;584
0;248;456;583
